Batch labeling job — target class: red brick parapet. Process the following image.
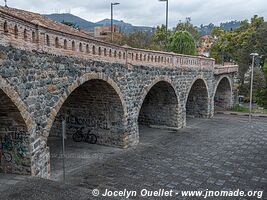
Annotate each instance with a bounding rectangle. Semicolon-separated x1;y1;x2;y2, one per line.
0;6;217;70
214;65;238;75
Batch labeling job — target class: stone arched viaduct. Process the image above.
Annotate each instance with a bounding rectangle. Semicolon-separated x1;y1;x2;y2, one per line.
0;6;238;178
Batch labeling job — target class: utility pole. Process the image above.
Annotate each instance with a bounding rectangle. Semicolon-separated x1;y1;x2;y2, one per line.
62;114;66;183
249;53;259;124
159;0;169;48
111;2;120;43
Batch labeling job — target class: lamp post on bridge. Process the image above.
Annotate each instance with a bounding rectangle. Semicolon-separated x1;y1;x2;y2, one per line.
249;52;259;124
111;2;120;43
159;0;169;48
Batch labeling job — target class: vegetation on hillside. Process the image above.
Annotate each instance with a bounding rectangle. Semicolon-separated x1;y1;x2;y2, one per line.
210;15;267;108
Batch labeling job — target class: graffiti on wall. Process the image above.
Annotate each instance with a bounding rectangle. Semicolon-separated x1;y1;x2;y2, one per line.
0;130;29;172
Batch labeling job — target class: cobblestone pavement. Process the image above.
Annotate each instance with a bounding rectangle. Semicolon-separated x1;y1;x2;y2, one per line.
1;114;267;200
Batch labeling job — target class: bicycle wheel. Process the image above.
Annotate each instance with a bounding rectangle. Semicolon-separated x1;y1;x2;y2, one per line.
86;134;97;144
3;152;12;162
73;132;83;142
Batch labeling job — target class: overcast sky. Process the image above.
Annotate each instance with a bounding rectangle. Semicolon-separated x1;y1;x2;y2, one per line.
4;0;267;27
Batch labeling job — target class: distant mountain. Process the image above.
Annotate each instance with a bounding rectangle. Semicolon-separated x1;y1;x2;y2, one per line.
44;13;241;36
44;13;96;30
96;18;131;27
96;18;154;34
44;13;154;34
220;21;241;31
198;21;241;36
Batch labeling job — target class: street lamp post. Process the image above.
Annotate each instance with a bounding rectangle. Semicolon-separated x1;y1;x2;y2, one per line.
159;0;168;48
111;2;120;43
249;53;259;124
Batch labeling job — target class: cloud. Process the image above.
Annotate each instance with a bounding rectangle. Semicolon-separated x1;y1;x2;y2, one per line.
5;0;267;27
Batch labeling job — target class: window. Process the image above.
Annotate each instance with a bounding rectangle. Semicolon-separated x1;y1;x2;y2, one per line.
98;47;101;55
86;44;89;53
109;49;112;57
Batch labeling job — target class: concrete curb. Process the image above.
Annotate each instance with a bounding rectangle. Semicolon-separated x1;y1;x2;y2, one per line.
216;111;267;118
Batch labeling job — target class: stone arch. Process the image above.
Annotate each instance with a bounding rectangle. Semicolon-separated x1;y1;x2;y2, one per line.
46;35;50;46
55;37;59;48
23;29;27;40
45;72;127;139
79;42;83;52
138;76;181;128
0;76;33;132
86;44;89;53
186;76;209;118
63;39;67;49
72;41;75;51
32;31;36;43
104;48;107;56
14;24;18;38
213;76;233;110
92;45;96;54
0;76;34;175
3;20;8;33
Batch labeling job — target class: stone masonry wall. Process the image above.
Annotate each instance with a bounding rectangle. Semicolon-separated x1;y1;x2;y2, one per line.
139;81;179;128
0;43;235;178
50;80;126;147
186;79;209;118
214;77;233;109
0;5;238;179
0;89;31;175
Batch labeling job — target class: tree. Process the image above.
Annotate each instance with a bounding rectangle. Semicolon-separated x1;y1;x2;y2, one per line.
168;31;196;55
175;21;200;41
61;21;80;30
124;31;154;49
152;25;171;50
209;16;267;108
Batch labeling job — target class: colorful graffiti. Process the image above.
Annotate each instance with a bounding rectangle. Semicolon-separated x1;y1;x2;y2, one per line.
0;130;29;168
